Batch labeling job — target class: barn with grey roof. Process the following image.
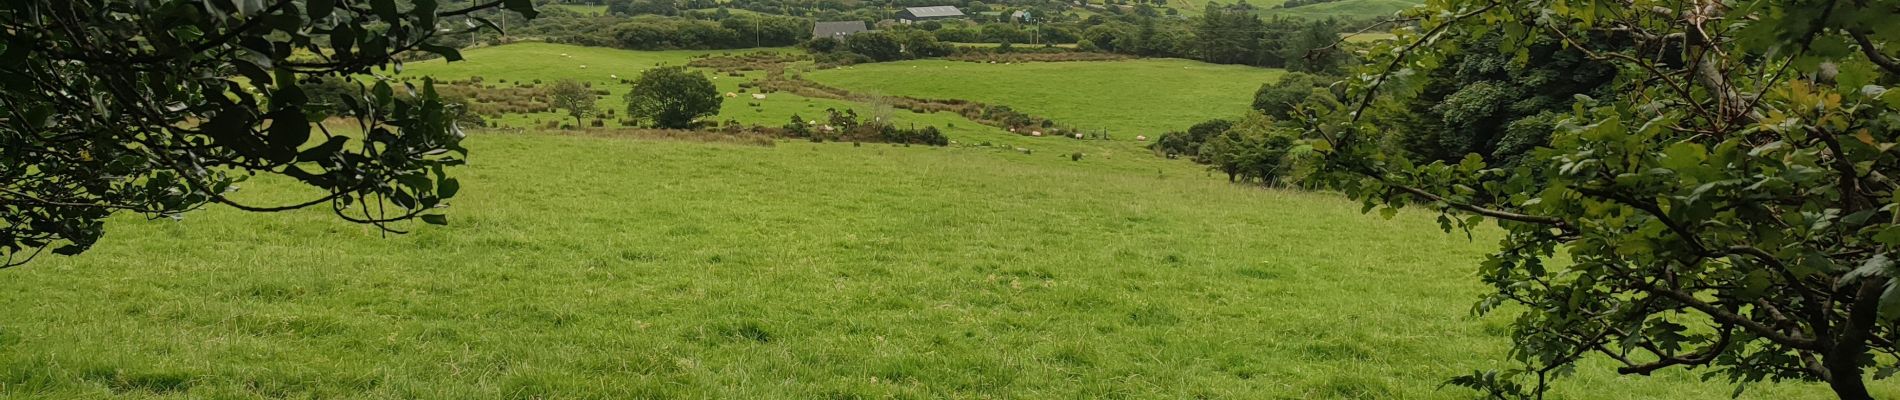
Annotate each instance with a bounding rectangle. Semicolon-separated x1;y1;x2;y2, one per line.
898;6;966;22
811;21;870;39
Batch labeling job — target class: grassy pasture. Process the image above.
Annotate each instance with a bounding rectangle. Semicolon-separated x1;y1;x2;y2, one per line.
0;132;1868;398
400;43;1198;169
1265;0;1424;18
0;42;1868;399
804;59;1283;137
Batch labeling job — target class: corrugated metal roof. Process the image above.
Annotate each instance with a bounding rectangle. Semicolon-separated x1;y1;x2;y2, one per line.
812;21;869;38
903;6;965;18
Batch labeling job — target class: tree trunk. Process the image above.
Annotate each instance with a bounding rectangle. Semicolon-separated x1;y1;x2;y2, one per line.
1826;374;1873;400
1825;279;1886;400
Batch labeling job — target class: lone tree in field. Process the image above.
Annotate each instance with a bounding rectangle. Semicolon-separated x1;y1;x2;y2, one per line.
623;66;721;129
549;79;597;128
1302;0;1900;398
0;0;538;267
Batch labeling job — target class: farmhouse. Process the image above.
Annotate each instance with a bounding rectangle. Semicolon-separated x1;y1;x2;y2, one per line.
897;6;966;22
811;21;870;39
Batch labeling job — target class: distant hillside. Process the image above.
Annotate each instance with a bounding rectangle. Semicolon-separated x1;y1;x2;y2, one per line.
1264;0;1423;19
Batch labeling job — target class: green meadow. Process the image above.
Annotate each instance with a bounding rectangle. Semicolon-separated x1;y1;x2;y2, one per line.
1164;0;1420;18
0;43;1871;398
805;59;1283;136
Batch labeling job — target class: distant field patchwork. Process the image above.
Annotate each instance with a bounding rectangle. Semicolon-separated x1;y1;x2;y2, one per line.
805;59;1284;137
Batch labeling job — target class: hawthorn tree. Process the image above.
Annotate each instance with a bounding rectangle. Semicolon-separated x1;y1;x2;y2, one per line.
549;79;597;127
1303;0;1900;398
0;0;538;267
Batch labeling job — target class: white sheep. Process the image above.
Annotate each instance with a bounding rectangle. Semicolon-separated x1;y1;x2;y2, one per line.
1136;135;1148;141
1030;131;1043;137
1073;133;1083;139
751;93;767;100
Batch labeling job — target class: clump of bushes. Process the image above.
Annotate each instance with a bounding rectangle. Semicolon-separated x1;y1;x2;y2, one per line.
780;109;948;146
1152;114;1304;185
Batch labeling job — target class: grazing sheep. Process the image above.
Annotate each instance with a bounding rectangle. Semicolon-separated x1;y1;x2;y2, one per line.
579;65;587;69
1073;133;1083;139
1136;135;1148;141
1030;131;1042;137
751;93;767;100
725;92;737;98
610;74;619;79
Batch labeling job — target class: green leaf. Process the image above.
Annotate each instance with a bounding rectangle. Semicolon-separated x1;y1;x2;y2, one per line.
308;0;336;19
420;214;449;225
371;0;400;21
503;0;539;18
1843;254;1896;289
265;108;311;163
438;178;461;198
419;43;463;62
1878;226;1900;246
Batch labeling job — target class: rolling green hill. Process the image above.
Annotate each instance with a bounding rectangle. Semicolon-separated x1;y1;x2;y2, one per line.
0;43;1869;398
1265;0;1424;19
804;59;1283;136
0;133;1867;398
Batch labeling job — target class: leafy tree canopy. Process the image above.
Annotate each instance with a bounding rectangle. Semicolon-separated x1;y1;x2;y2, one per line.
0;0;537;267
550;79;598;126
623;66;721;129
1301;0;1900;398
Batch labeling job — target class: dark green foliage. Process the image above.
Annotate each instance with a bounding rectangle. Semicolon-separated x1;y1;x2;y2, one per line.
1388;35;1615;165
624;66;722;129
0;0;533;265
1280;18;1346;74
1195;5;1265;65
1148;119;1233;161
1301;0;1900;398
805;29;952;66
1251;72;1337;120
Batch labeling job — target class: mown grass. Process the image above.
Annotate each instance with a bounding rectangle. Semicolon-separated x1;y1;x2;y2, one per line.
0;133;1870;398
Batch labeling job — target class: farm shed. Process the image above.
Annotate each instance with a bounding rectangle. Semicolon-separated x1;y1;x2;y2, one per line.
812;21;870;39
898;6;966;22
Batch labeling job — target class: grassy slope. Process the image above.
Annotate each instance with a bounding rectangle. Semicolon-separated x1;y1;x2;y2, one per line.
1166;0;1422;19
0;44;1869;398
1265;0;1423;18
0;133;1866;398
402;43;1188;174
804;59;1282;136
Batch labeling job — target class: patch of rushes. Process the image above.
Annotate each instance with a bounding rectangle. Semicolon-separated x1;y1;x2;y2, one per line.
692;54;1100;140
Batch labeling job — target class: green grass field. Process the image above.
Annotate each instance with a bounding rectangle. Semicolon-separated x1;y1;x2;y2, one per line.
1165;0;1422;18
1265;0;1423;18
0;42;1873;398
0;133;1871;398
805;59;1283;137
402;42;1254;168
